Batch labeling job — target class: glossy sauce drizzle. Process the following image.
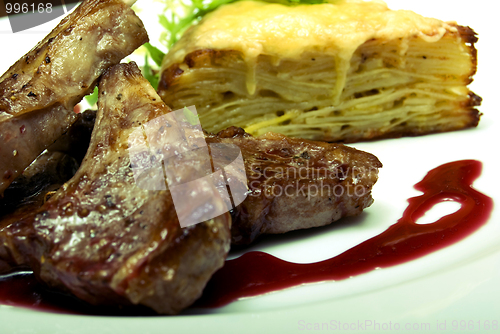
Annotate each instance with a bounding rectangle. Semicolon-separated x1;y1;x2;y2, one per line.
0;160;493;313
195;159;493;307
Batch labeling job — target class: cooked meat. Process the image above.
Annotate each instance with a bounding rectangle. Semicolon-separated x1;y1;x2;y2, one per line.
0;110;95;218
0;63;231;314
48;109;97;163
0;0;148;195
206;127;382;245
0;151;79;218
0;59;382;312
158;0;479;142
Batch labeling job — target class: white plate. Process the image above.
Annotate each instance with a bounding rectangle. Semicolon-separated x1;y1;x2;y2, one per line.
1;1;499;333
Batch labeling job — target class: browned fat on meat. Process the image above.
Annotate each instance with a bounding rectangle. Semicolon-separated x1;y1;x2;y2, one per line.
0;0;148;195
206;127;382;245
0;63;231;315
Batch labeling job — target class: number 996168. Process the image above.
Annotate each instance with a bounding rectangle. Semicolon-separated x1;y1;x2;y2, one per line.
451;320;498;331
5;2;53;14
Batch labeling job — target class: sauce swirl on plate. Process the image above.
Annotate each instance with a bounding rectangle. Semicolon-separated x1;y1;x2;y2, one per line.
0;160;493;313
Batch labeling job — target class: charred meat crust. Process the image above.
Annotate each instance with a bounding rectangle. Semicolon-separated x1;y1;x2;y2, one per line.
206;127;382;245
0;63;231;314
0;0;148;113
0;0;148;195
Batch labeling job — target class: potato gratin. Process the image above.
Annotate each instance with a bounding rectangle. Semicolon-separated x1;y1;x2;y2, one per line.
158;0;480;142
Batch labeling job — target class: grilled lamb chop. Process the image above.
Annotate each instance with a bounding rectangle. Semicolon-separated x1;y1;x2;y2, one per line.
0;61;381;313
206;128;382;244
0;0;148;195
0;63;231;314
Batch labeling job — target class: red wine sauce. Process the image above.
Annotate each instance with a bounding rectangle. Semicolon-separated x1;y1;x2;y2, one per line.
0;272;156;315
195;159;493;307
0;160;493;313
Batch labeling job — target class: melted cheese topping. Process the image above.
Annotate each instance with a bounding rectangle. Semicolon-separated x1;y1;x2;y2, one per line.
164;0;453;63
162;0;456;98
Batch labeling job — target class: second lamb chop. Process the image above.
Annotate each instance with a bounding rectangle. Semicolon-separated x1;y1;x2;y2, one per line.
0;0;148;195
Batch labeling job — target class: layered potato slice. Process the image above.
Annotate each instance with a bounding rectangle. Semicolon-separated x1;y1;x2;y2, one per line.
158;0;480;142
